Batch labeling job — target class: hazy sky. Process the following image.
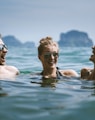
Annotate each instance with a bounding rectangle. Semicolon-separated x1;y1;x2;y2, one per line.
0;0;95;45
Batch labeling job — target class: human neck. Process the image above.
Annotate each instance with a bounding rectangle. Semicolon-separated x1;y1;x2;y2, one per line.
42;67;57;78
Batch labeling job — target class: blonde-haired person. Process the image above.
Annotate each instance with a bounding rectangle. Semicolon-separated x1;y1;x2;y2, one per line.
0;35;19;80
81;46;95;80
38;36;78;79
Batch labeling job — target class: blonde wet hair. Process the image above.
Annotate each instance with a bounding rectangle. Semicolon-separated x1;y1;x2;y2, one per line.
38;36;59;55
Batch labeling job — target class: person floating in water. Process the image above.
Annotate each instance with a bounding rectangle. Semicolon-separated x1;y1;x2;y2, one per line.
0;34;19;80
81;46;95;80
37;36;78;79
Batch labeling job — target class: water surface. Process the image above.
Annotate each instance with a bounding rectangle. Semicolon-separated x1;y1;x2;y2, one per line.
0;47;95;120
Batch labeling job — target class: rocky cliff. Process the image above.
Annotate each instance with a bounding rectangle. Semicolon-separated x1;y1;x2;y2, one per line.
2;35;35;48
58;30;93;47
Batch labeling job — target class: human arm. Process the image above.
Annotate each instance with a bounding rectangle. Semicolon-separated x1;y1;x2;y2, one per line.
60;69;79;77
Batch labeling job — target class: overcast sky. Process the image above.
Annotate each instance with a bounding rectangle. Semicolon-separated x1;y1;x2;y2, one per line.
0;0;95;45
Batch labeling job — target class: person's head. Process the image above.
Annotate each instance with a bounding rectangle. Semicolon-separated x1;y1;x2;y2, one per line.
89;46;95;63
38;36;59;70
0;35;8;65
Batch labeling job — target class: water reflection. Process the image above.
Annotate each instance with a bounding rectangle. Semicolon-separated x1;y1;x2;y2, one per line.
41;78;58;87
0;92;8;97
0;81;8;97
0;87;8;97
81;80;95;96
31;77;58;87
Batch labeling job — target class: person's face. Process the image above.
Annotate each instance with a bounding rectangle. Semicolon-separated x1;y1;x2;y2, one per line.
0;39;8;65
89;46;95;63
89;54;95;63
39;45;59;70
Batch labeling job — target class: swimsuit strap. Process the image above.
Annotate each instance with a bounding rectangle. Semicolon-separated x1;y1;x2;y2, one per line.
56;67;72;79
56;67;63;79
40;67;65;79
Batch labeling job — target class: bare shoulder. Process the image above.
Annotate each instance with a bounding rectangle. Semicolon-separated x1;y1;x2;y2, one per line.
60;69;79;77
5;65;20;75
80;67;92;79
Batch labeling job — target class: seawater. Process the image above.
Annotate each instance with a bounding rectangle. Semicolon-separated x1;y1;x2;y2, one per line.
0;47;95;120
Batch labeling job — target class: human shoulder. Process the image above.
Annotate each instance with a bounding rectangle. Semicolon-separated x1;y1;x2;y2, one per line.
5;65;20;75
59;69;79;77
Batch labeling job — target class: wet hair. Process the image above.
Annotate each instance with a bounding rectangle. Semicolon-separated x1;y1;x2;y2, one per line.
38;36;59;55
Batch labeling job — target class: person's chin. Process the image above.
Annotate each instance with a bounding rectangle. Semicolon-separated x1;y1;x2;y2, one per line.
0;62;5;65
49;64;56;69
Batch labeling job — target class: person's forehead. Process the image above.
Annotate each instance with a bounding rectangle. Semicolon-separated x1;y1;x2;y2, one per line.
43;45;58;52
0;38;4;44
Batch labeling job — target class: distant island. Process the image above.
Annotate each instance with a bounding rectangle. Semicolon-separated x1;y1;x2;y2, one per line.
2;30;94;47
58;30;93;47
2;35;35;48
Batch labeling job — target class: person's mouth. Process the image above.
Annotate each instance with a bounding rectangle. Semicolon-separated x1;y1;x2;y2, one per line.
48;61;55;65
1;55;5;62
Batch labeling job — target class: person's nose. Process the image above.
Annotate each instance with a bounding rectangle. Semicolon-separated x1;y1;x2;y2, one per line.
3;47;8;53
49;54;54;59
